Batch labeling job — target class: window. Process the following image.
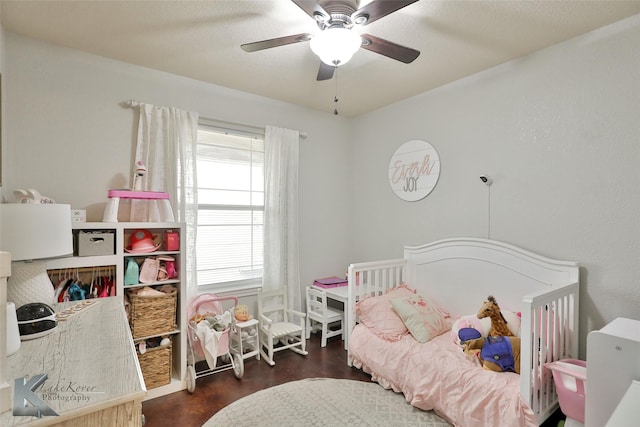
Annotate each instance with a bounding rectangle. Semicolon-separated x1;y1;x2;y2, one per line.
196;124;264;291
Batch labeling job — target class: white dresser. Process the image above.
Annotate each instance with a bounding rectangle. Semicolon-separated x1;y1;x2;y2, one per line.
1;297;146;426
586;317;640;427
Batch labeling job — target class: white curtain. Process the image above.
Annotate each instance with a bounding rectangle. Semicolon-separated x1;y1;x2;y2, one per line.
263;126;301;310
133;103;199;299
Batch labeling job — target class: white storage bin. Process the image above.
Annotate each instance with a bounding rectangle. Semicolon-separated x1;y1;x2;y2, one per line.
77;230;115;256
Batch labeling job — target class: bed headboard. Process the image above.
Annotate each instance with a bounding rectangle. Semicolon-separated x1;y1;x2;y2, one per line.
403;238;579;317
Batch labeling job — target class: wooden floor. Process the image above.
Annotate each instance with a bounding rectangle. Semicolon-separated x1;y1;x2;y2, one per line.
142;334;565;427
142;335;369;427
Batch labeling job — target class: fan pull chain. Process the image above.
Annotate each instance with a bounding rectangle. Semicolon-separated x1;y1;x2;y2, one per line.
334;66;339;115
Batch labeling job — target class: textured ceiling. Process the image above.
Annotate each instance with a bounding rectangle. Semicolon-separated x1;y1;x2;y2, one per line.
2;0;639;117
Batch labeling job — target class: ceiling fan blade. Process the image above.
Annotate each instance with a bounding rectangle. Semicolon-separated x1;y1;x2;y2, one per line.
316;62;335;81
241;33;313;52
291;0;330;21
353;0;420;26
360;34;420;63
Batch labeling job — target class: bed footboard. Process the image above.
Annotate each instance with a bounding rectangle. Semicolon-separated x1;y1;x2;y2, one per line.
521;282;580;424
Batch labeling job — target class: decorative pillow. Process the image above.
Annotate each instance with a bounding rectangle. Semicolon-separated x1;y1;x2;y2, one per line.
389;294;452;343
450;310;522;344
355;284;415;341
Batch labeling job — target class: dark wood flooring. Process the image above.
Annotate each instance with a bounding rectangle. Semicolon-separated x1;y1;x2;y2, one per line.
142;334;369;427
142;334;565;427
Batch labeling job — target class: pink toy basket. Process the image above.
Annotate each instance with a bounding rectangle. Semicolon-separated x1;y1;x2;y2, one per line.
545;359;587;425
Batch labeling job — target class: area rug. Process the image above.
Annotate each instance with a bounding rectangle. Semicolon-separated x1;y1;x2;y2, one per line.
203;378;451;426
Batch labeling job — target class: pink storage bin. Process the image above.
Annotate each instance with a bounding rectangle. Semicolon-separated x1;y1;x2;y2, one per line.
545;359;587;424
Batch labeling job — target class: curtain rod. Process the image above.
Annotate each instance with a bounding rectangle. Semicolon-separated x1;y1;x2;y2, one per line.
123;99;308;139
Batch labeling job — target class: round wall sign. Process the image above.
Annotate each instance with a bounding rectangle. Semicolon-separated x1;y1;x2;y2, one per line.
388;139;440;202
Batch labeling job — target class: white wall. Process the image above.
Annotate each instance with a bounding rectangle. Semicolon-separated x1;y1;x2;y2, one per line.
1;32;354;301
351;15;640;356
0;4;4;188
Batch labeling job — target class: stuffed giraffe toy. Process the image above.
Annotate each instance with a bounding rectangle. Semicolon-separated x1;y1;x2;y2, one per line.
461;295;521;374
477;295;514;337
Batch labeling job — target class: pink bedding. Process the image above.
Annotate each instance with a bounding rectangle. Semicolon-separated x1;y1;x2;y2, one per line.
349;324;537;427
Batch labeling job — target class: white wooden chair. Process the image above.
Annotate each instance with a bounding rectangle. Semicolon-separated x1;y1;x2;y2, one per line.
258;286;308;366
305;286;344;348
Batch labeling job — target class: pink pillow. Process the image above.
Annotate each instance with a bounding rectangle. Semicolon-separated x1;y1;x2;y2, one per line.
356;284;415;341
390;294;452;343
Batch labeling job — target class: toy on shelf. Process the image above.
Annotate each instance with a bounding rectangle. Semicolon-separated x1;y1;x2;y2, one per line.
235;305;252;322
13;189;55;204
126;229;161;253
158;256;177;280
132;161;147;191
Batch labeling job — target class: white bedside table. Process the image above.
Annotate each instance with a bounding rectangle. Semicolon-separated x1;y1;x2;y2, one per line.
232;318;260;361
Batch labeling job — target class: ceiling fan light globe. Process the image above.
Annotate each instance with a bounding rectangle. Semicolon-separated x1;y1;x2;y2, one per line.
310;28;361;67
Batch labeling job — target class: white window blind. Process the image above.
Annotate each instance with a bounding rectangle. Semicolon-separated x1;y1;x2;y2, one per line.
196;124;264;290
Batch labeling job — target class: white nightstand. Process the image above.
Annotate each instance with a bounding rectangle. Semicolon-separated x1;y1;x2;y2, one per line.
232;318;260;361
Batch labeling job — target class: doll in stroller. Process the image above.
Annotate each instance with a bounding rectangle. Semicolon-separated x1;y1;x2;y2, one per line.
186;294;244;393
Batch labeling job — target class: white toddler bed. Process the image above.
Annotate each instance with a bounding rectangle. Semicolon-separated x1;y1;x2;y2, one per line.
346;238;579;426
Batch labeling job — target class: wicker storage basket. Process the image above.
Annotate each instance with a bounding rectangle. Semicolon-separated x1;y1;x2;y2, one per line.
128;286;178;339
137;341;172;389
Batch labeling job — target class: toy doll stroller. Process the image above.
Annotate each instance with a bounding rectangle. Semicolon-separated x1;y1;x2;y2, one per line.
186;294;244;393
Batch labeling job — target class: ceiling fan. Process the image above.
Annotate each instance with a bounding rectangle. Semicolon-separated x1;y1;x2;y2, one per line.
241;0;421;81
